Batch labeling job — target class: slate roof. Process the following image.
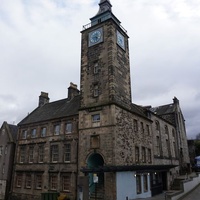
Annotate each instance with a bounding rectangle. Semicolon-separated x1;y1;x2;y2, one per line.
150;103;175;115
8;124;18;142
18;95;80;126
131;103;149;119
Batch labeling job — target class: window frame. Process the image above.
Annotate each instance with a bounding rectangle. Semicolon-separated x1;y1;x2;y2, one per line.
50;174;57;190
28;146;34;163
143;175;148;192
64;143;71;162
38;145;44;163
16;173;23;188
51;145;59;163
35;174;42;190
25;173;32;189
54;124;60;135
41;127;47;137
142;147;146;163
20;146;26;163
135;146;139;163
136;175;142;194
92;114;100;122
31;128;37;138
62;174;70;192
21;130;27;139
65;122;72;134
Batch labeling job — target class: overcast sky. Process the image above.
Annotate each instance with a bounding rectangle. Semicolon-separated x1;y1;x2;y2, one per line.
0;0;200;139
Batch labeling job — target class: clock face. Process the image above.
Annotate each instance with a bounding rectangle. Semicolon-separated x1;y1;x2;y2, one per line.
117;31;125;50
89;28;103;46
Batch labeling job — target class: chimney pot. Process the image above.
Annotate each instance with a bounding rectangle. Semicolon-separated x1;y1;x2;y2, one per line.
39;92;49;107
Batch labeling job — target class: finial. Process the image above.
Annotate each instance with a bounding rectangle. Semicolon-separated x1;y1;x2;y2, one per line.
96;0;112;15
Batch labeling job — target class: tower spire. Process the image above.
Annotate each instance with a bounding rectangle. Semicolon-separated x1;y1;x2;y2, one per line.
96;0;112;15
90;0;120;27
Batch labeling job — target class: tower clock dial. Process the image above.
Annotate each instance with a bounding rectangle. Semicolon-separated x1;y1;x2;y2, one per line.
89;28;103;46
117;30;125;50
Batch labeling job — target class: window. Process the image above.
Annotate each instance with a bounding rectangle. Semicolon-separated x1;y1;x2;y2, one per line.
94;84;99;97
143;175;148;192
62;174;70;191
20;146;26;163
148;149;152;163
146;124;150;135
66;122;72;133
2;166;5;174
29;146;34;163
51;145;59;162
41;127;46;137
166;139;171;157
133;119;138;132
173;142;177;157
22;130;27;139
5;146;7;155
16;174;23;188
50;174;57;190
156;136;160;156
165;126;169;135
140;122;144;133
172;129;175;137
31;129;36;138
25;174;32;188
92;114;100;122
0;146;3;155
54;124;60;135
142;147;146;163
155;121;160;131
136;175;141;194
135;146;139;163
64;143;71;162
38;145;44;163
35;174;42;189
94;63;99;74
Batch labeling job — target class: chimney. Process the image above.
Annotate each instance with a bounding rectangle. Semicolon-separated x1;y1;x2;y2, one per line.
39;92;49;107
173;96;179;105
68;82;79;99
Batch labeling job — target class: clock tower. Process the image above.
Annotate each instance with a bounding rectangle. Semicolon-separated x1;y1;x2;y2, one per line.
78;1;132;199
80;0;131;109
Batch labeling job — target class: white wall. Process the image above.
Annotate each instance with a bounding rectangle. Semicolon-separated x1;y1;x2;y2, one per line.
116;171;151;200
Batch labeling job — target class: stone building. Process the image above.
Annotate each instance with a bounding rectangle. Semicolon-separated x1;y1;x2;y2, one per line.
11;1;190;200
11;84;80;200
0;122;17;200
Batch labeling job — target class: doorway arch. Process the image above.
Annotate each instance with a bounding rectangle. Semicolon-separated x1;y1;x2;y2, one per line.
87;153;104;196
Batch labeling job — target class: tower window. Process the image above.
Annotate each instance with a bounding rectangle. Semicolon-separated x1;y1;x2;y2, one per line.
94;84;99;97
94;63;99;74
92;114;100;122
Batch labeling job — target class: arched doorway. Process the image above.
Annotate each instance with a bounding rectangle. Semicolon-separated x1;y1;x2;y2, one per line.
87;153;104;198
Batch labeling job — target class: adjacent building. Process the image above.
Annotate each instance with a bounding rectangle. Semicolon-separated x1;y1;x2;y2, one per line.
10;1;190;200
0;122;17;200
